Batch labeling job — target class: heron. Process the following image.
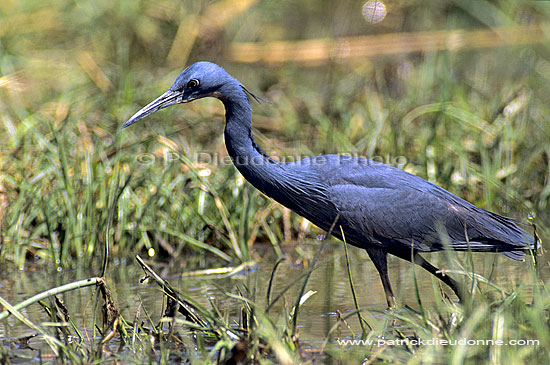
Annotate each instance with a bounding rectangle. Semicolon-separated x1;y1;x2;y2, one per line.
123;61;536;307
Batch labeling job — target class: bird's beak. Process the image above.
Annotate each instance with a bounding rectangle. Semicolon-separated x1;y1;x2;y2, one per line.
122;90;183;128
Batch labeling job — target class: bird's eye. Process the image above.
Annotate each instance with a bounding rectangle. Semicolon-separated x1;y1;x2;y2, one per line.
187;79;199;89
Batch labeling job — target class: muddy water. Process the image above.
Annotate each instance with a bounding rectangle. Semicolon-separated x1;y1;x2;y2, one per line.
1;239;548;360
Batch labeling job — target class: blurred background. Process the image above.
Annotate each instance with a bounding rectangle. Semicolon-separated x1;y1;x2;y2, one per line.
2;1;550;362
0;0;549;267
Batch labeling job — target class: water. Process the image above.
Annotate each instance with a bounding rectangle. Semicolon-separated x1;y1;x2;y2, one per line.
1;240;547;361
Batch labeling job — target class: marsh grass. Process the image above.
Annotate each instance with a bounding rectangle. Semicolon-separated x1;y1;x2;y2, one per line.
2;249;547;363
1;0;550;363
1;0;548;267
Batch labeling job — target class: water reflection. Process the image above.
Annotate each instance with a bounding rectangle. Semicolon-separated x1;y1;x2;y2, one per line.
1;239;547;358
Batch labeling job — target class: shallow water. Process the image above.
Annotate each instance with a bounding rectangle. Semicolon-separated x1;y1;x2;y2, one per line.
1;239;548;361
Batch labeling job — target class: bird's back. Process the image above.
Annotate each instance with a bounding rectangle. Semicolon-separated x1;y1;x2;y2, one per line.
278;155;535;260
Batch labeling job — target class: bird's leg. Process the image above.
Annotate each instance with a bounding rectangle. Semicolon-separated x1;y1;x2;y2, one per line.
390;249;465;302
365;247;396;308
412;253;466;301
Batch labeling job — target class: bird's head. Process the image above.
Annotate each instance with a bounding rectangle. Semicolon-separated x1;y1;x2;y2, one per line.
122;61;240;128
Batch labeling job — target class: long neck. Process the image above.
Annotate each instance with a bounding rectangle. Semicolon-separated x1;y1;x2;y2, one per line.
219;82;334;229
222;92;269;163
221;84;278;192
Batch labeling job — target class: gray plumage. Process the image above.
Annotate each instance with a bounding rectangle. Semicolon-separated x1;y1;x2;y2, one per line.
123;61;536;306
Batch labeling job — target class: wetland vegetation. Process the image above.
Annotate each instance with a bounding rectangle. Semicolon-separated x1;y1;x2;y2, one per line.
1;0;550;363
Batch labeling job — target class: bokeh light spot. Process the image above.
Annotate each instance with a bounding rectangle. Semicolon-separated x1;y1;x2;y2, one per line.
362;0;386;24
